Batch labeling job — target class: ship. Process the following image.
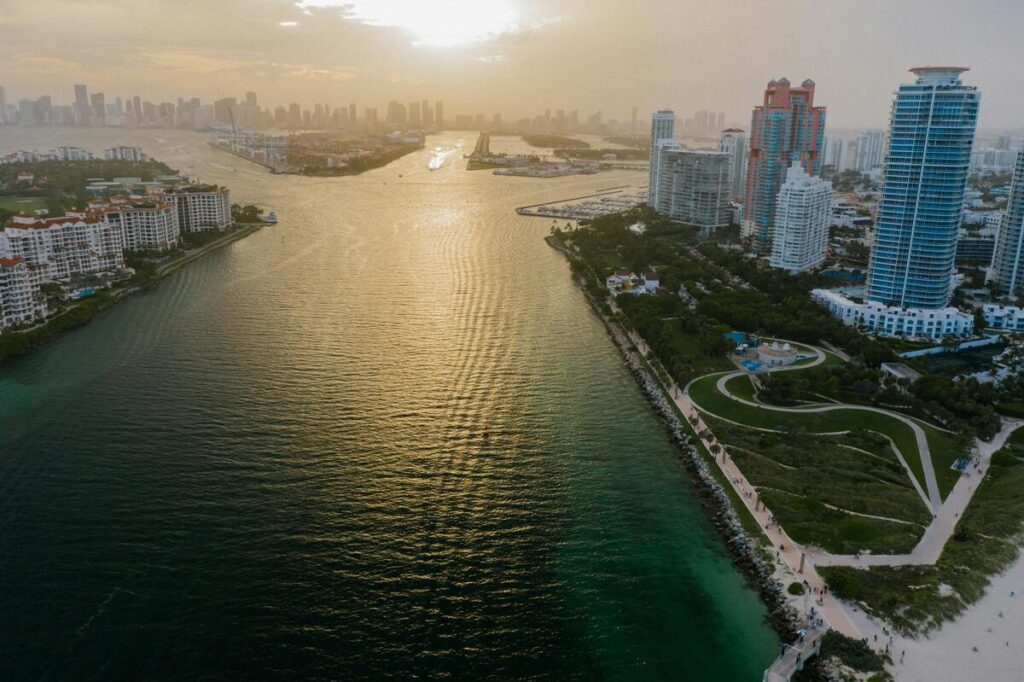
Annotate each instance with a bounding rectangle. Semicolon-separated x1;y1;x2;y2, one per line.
262;211;278;224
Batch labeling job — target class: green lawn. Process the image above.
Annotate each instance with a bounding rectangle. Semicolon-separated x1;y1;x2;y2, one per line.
724;374;757;401
689;372;963;499
706;416;928;555
820;445;1024;634
0;196;46;214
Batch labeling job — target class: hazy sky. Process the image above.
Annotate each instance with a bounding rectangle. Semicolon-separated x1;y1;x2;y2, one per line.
1;0;1022;129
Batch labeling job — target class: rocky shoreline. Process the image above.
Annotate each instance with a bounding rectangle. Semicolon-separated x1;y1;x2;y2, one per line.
546;236;801;643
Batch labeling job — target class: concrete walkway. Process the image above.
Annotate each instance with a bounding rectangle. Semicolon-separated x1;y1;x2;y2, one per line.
699;345;943;513
627;331;862;638
811;417;1022;567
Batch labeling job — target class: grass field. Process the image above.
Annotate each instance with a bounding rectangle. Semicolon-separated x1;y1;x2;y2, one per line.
820;442;1024;634
707;416;928;555
0;196;46;214
689;372;964;500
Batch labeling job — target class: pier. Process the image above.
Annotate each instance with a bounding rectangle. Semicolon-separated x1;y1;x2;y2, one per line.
763;625;826;682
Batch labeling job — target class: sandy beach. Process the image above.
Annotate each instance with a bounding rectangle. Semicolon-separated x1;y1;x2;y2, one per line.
891;553;1024;681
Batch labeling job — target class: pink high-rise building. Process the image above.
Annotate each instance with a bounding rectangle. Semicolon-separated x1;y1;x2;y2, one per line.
743;78;826;247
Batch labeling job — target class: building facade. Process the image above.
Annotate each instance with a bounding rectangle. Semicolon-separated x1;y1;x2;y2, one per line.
2;215;125;281
718;128;747;199
770;162;833;273
99;197;181;252
162;186;231;232
812;289;974;339
656;149;732;228
648;111;677;209
866;67;980;310
991;150;1024;297
0;256;47;329
743;78;826;247
105;145;148;162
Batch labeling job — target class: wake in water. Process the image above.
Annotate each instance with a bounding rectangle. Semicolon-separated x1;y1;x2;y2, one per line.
428;147;458;171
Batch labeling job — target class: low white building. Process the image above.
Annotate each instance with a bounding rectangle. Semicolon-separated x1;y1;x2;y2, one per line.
0;255;47;329
981;303;1024;331
757;341;798;367
606;269;659;296
811;289;974;340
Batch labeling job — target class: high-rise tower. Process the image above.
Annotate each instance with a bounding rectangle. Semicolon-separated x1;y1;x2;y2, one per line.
743;78;826;247
770;162;833;273
718;128;747;200
866;67;980;309
648;111;677;208
992;150;1024;298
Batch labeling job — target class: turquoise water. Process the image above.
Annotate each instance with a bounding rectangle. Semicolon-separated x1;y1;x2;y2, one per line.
0;128;777;679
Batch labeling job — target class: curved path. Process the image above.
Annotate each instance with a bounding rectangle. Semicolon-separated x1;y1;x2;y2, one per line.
688;343;943;513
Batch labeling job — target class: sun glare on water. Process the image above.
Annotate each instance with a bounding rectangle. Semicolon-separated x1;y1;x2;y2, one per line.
298;0;520;47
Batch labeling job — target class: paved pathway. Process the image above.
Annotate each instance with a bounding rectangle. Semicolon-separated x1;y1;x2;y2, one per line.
624;325;1024;675
811;417;1022;567
699;346;943;513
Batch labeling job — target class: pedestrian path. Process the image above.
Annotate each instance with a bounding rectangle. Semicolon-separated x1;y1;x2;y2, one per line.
763;623;827;682
704;346;943;512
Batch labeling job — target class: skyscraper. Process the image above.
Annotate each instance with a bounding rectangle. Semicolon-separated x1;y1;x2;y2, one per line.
770;162;833;273
435;100;444;129
90;92;106;125
743;78;826;247
74;84;89;125
824;137;850;172
991;150;1024;298
854;129;886;172
0;86;6;124
866;67;980;309
718;128;747;199
648;110;676;208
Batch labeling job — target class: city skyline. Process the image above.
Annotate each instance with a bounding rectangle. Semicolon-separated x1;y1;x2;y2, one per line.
3;1;1024;130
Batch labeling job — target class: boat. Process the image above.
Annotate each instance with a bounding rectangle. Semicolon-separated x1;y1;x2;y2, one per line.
262;211;278;224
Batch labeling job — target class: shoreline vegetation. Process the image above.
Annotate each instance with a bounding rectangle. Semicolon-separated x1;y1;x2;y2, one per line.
0;215;264;366
546;207;1024;678
209;139;423;176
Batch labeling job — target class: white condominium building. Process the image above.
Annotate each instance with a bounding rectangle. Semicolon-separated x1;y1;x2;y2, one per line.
656;149;732;228
105;146;149;162
93;196;180;252
811;289;974;340
161;186;231;232
0;256;47;329
2;214;125;281
53;146;95;161
770;162;833;273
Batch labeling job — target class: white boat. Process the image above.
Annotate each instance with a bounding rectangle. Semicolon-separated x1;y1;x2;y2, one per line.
262;211;278;224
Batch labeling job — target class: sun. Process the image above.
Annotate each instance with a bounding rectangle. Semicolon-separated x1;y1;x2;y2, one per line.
299;0;521;48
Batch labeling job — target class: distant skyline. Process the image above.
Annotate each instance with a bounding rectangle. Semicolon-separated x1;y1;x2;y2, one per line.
2;0;1023;129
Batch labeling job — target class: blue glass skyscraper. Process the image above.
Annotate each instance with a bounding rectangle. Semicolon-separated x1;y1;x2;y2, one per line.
866;67;980;309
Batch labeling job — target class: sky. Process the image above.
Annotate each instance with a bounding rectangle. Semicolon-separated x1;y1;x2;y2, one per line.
1;0;1022;130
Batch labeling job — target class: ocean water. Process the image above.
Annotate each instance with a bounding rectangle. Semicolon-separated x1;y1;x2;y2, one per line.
0;128;777;680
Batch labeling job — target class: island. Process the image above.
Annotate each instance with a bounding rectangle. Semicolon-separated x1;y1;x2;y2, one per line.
211;130;423;175
0;150;267;364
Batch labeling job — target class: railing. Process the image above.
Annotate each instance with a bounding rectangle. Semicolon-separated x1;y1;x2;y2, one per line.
763;625;826;682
